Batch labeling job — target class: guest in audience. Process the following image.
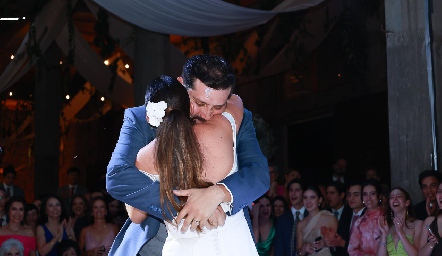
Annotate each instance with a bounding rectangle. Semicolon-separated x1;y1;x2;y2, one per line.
377;187;422;256
324;181;366;256
0;196;36;256
78;197;118;256
274;179;308;256
252;194;275;256
330;158;347;184
282;168;302;200
418;181;442;256
297;184;337;256
348;179;384;256
24;204;39;232
0;165;24;198
272;196;288;218
267;163;282;199
0;238;24;256
0;188;8;226
58;239;81;256
106;197;126;229
323;181;352;256
57;167;89;215
70;195;90;240
36;195;75;256
414;170;441;221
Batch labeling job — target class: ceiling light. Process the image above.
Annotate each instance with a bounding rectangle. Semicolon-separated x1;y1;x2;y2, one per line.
104;60;109;65
66;95;70;100
125;64;129;69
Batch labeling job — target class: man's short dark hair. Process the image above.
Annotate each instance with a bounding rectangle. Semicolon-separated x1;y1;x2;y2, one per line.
181;54;236;92
286;178;305;192
2;165;16;177
67;167;80;175
418;170;442;188
327;181;346;195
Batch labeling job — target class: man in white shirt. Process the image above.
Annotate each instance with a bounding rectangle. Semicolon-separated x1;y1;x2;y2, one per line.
274;179;308;256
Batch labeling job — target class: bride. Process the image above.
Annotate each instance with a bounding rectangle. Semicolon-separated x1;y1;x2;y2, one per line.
125;75;258;256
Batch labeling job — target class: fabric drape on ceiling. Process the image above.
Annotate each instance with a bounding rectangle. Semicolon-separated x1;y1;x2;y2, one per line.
91;0;325;37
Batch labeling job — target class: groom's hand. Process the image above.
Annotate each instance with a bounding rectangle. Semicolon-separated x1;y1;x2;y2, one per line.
205;206;226;230
174;185;225;232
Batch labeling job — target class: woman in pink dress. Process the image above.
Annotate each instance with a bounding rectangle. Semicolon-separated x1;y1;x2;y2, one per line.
348;179;384;256
0;196;36;256
79;197;118;256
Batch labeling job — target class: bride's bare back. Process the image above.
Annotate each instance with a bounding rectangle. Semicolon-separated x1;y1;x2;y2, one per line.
135;94;244;183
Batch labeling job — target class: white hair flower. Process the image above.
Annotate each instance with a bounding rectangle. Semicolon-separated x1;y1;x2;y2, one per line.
146;101;167;127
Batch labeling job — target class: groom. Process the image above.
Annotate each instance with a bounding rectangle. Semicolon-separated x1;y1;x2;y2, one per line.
107;54;269;255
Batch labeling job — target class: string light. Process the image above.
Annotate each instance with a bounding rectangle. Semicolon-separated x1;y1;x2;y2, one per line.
10;55;14;60
100;97;105;102
0;18;19;21
60;61;63;65
104;60;109;65
125;64;129;69
337;73;341;77
9;92;13;96
65;95;70;100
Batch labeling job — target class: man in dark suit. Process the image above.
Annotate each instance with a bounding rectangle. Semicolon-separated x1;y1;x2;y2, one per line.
414;170;441;220
324;181;366;255
57;167;89;214
1;165;24;198
274;179;308;256
325;181;352;256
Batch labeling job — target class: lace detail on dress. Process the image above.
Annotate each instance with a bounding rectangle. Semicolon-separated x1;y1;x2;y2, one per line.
140;170;159;182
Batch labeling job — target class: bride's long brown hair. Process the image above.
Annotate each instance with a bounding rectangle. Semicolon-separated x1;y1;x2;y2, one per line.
146;76;210;220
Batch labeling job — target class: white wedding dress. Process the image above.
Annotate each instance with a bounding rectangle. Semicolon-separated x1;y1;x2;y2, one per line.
142;112;258;256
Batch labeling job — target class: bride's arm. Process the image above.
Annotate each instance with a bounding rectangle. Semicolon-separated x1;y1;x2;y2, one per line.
126;140;157;223
125;204;149;224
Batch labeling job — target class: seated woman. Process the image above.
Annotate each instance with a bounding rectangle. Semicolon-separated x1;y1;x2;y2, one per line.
79;197;118;256
348;179;384;256
126;75;258;255
0;238;24;256
418;181;442;256
296;184;337;256
252;194;275;256
0;196;36;256
377;187;422;256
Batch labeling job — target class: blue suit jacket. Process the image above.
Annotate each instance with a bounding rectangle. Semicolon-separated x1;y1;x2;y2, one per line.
107;106;269;255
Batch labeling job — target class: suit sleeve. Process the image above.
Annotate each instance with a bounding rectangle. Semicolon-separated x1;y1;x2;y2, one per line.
106;107;174;220
219;109;269;214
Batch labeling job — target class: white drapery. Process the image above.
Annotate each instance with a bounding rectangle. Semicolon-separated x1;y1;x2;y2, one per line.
0;0;327;103
91;0;325;36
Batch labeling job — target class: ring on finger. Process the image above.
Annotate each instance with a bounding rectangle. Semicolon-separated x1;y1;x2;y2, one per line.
193;220;200;225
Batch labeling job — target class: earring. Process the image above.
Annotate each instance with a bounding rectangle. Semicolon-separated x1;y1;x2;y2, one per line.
379;199;382;203
391;211;394;220
363;201;365;204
